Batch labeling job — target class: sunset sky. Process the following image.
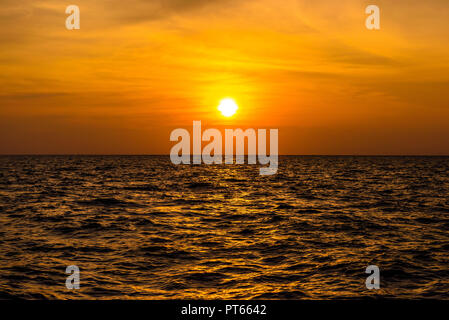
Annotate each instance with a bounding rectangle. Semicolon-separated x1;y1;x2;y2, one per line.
1;0;448;154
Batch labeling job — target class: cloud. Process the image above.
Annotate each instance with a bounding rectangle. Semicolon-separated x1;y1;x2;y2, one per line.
0;0;237;48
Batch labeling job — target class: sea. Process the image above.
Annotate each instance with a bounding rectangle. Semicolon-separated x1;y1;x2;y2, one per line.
0;155;448;299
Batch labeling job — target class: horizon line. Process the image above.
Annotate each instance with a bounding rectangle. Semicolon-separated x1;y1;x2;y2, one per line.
1;154;449;157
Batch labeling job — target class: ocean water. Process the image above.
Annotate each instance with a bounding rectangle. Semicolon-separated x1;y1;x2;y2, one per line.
0;155;448;299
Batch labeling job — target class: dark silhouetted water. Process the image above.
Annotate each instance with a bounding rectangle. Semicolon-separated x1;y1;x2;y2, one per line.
0;156;448;299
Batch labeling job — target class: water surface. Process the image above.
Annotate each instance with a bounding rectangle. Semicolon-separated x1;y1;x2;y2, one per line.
0;156;448;299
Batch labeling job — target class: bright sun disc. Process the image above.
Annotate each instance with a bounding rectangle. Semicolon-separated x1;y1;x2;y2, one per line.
218;98;238;117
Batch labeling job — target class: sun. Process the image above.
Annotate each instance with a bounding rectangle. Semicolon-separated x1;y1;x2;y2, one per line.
218;98;238;117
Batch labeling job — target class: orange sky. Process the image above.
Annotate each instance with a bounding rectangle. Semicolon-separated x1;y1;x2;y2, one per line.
1;0;448;154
